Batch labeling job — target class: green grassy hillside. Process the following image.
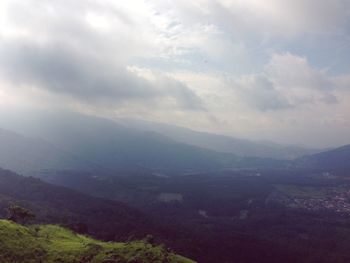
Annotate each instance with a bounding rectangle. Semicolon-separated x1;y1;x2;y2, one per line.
0;220;195;263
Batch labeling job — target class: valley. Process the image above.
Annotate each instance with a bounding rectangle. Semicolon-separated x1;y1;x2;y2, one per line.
0;111;350;262
36;168;350;263
1;1;350;262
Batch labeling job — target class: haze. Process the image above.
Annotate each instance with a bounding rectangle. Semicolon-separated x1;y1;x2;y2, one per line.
1;0;350;148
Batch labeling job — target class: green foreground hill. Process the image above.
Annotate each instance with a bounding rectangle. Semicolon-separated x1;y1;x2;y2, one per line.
0;220;195;263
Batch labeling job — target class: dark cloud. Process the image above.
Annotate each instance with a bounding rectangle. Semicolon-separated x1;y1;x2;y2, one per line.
230;52;342;112
0;40;204;110
0;0;203;111
0;0;350;147
235;75;292;111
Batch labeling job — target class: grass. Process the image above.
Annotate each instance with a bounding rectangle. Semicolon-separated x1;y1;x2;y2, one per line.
0;219;195;263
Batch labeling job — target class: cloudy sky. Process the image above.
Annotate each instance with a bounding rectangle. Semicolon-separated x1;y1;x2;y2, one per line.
0;0;350;148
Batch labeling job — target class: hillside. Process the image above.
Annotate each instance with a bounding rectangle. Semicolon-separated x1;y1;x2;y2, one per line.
0;168;157;241
294;144;350;170
0;110;285;174
120;118;321;160
0;220;194;263
0;128;93;175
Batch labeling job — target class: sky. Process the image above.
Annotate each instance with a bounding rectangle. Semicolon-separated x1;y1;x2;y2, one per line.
0;0;350;148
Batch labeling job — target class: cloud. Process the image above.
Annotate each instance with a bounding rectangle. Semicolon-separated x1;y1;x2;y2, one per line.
0;0;204;111
147;0;350;44
234;74;291;111
216;0;350;36
229;53;340;111
0;0;350;147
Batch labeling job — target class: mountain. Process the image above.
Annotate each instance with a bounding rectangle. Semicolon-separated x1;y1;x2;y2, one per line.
0;168;159;241
0;128;93;175
0;220;194;263
119;118;322;160
294;144;350;170
0;110;286;173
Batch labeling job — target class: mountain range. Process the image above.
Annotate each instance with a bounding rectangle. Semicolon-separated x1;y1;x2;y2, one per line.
119;118;323;160
0;110;288;175
0;110;350;263
294;144;350;171
0;110;348;176
0;128;93;175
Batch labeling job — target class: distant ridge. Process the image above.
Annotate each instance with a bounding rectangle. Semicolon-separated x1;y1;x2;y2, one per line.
294;144;350;169
0;111;286;174
119;118;322;160
0;128;93;175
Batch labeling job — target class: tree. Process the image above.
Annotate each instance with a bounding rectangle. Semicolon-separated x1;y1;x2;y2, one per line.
6;205;35;224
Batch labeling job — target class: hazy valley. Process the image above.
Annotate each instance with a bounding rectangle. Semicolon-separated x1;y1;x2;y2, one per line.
1;1;350;262
0;111;350;262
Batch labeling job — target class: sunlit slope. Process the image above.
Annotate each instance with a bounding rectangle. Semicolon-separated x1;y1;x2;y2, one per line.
0;220;195;263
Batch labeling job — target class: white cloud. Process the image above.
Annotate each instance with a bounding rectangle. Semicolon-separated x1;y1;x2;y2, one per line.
217;0;349;36
0;0;350;147
166;52;350;147
223;53;340;111
0;0;204;112
234;74;292;111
